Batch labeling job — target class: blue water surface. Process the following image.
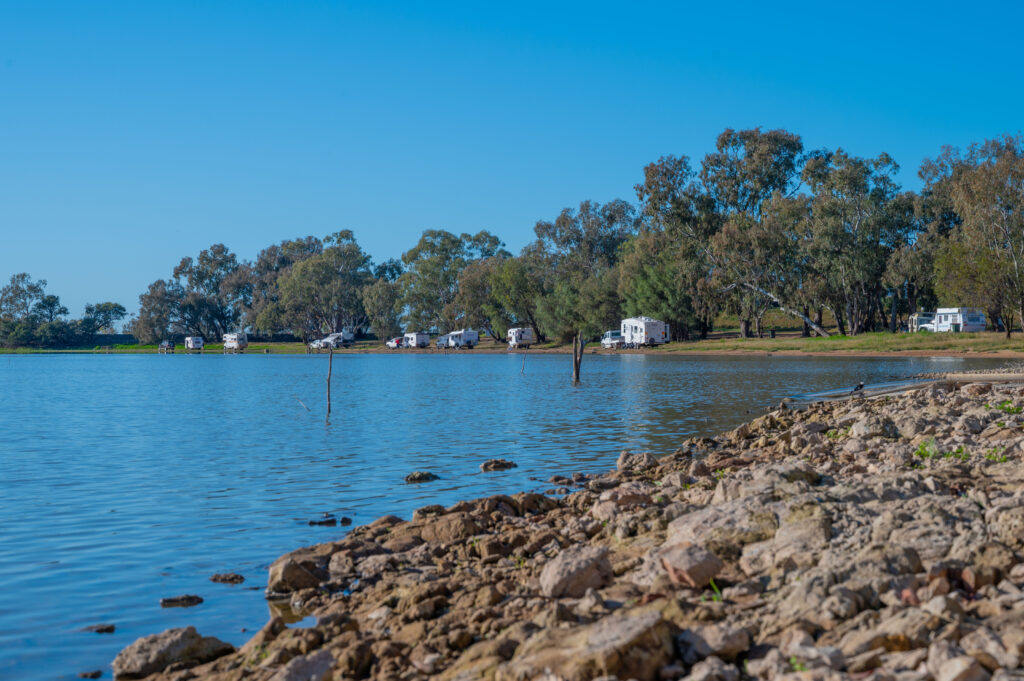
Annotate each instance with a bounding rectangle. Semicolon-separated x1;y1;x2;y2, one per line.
0;352;1005;680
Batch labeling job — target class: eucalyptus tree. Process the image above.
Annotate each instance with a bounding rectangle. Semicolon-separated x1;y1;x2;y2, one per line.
247;236;323;333
533;199;638;383
360;278;402;341
0;273;47;321
276;231;373;339
399;229;508;332
31;295;68;322
488;252;545;341
800;150;916;335
939;135;1024;327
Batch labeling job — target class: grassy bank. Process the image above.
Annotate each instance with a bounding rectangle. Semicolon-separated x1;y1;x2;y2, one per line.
3;331;1023;357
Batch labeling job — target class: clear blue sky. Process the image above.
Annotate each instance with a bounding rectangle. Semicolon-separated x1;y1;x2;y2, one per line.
1;1;1022;317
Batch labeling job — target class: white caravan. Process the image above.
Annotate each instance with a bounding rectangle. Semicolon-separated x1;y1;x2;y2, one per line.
445;328;480;349
620;316;670;346
507;327;536;349
404;332;430;348
932;308;986;333
184;336;204;351
223;332;248;352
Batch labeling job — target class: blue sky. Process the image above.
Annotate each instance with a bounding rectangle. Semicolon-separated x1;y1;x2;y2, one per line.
1;1;1022;317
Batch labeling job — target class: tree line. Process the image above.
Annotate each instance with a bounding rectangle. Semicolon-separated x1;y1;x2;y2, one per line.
5;129;1023;366
0;273;126;348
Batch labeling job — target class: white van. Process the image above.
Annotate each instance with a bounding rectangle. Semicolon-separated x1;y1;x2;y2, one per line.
223;332;248;352
507;327;536;349
184;336;204;351
446;328;479;349
620;316;670;346
404;332;430;348
931;308;986;333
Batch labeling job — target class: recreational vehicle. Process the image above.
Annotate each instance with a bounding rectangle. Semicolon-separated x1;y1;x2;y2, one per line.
620;316;670;347
908;313;934;333
507;327;536;349
435;333;453;349
404;332;430;348
445;328;479;349
223;332;248;353
601;330;624;349
931;308;986;333
311;330;354;349
184;336;204;352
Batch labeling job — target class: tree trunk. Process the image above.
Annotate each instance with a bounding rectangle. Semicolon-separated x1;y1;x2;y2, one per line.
755;316;763;338
835;309;847;336
736;283;830;337
815;307;823;328
890;293;898;334
801;306;810;338
739;319;750;338
571;331;584;385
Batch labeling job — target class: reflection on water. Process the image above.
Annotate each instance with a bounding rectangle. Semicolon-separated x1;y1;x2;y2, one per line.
0;352;1006;680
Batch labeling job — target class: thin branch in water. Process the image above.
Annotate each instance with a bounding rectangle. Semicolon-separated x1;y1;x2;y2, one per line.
293;396;310;412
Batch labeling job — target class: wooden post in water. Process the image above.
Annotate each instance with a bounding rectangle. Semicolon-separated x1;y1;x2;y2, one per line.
326;347;333;419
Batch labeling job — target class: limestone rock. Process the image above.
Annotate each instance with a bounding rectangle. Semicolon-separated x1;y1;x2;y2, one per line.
112;626;233;679
659;543;724;588
267;558;322;595
616;450;657;472
540;545;613;598
269;649;336;681
495;610;672;681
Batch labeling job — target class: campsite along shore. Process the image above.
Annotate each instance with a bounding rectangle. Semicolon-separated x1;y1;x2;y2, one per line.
6;330;1024;358
112;373;1024;681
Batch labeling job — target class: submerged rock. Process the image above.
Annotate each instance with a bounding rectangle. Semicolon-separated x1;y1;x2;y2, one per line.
405;471;439;483
158;594;203;608
480;458;517;472
84;623;115;634
209;573;244;584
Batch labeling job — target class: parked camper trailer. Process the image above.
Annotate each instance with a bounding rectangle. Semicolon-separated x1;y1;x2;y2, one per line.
620;317;669;347
931;308;986;333
908;313;935;333
184;336;204;352
445;328;479;349
507;327;536;349
435;333;453;349
223;332;248;353
404;332;430;348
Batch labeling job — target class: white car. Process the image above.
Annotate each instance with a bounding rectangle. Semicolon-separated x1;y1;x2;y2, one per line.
385;337;406;349
310;331;353;349
601;330;624;349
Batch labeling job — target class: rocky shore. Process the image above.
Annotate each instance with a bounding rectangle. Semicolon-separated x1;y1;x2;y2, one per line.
113;379;1024;681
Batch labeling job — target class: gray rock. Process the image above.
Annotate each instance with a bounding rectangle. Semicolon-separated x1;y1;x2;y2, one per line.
405;471;440;483
936;656;991;681
112;626;233;679
540;545;613;598
850;415;898;440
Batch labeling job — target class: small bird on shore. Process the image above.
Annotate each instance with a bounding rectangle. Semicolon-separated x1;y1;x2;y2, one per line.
850;382;864;394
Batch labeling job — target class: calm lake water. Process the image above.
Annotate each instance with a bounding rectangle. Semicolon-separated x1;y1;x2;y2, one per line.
0;352;1007;680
